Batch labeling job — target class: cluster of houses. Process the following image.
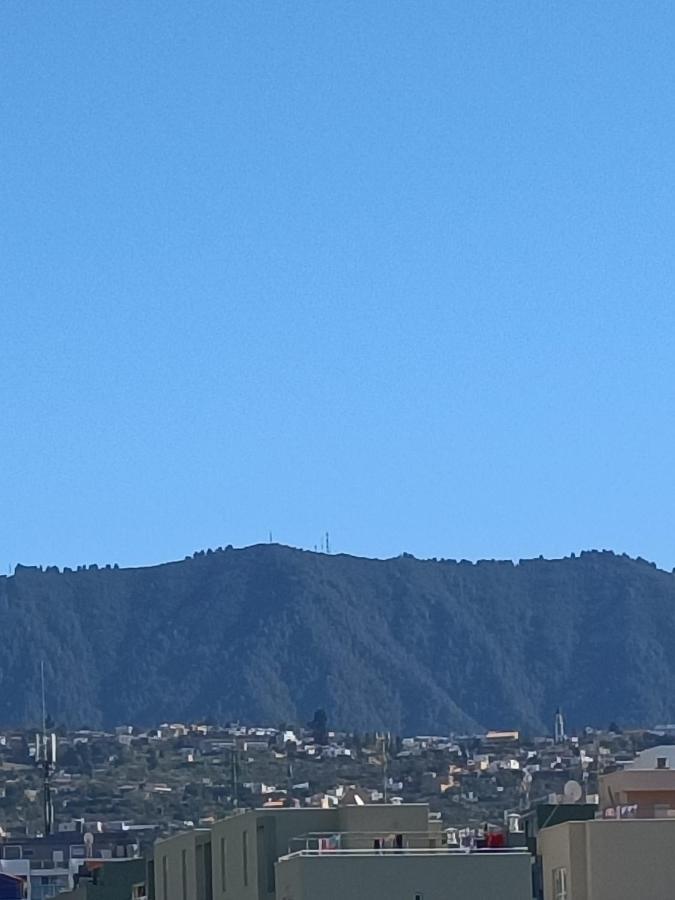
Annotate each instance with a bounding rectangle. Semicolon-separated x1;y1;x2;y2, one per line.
3;718;675;897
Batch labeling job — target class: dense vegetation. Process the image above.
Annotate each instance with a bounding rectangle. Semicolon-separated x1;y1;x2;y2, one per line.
1;545;674;734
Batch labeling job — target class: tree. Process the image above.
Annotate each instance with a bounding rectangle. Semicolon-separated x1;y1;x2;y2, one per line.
309;709;328;745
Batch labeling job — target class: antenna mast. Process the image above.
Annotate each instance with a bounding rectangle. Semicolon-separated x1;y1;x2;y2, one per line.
230;746;240;808
36;661;56;835
41;661;46;736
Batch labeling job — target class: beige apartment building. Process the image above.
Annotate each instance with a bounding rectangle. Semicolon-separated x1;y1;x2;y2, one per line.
539;818;675;900
155;803;532;900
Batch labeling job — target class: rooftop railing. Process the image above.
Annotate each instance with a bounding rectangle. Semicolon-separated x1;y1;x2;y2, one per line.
278;847;531;861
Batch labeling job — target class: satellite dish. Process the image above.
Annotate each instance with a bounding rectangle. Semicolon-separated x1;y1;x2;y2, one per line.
564;780;583;803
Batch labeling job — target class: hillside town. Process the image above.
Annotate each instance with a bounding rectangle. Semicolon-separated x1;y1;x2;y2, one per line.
2;712;675;898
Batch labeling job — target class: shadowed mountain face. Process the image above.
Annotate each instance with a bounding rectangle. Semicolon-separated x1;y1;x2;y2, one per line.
1;546;674;734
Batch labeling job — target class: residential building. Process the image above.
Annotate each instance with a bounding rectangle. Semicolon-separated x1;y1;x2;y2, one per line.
0;831;142;900
155;803;533;900
209;803;437;900
539;818;675;900
599;745;675;817
156;804;434;900
521;803;596;854
521;801;596;898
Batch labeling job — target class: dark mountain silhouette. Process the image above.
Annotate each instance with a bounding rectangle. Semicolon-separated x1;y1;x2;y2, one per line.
1;545;674;734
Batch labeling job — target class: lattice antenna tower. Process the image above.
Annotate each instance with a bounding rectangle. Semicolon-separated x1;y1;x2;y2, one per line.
35;660;57;835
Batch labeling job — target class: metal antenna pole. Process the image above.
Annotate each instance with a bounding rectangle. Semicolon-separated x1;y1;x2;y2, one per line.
39;660;54;835
41;660;46;737
381;734;388;803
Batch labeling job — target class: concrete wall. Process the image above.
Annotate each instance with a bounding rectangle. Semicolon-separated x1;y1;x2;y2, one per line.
540;819;675;900
539;821;587;900
154;830;212;900
336;805;432;848
211;811;262;900
275;852;532;900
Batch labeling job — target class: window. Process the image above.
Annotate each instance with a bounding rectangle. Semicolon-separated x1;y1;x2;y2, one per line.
657;757;668;769
162;855;168;900
221;837;227;892
553;866;568;900
181;848;188;900
415;894;424;900
242;830;248;887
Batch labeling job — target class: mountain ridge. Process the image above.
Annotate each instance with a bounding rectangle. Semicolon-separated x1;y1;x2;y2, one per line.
1;545;674;734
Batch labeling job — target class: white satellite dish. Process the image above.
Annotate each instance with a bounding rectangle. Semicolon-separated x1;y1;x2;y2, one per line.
563;780;583;803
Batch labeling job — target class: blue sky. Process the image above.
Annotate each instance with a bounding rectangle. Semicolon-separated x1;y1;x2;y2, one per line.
2;1;675;570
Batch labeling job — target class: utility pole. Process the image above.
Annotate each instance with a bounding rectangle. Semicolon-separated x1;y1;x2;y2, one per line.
379;733;389;803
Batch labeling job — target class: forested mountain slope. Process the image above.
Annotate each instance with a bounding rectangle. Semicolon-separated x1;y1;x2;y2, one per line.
1;545;673;734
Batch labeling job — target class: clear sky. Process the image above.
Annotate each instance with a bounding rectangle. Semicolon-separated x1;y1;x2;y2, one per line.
2;1;675;571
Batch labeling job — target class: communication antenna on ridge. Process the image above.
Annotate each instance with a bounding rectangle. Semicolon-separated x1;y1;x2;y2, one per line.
325;532;330;555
